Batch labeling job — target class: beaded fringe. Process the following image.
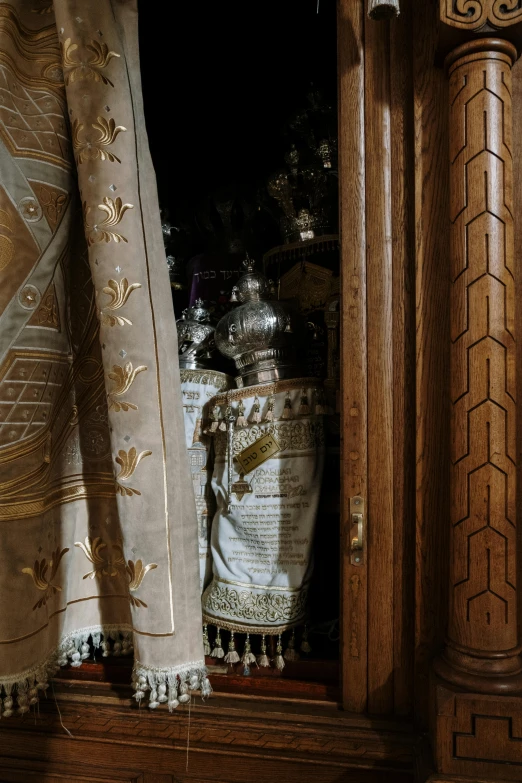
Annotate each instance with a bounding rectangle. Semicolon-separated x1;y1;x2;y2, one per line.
206;624;311;671
0;626;209;717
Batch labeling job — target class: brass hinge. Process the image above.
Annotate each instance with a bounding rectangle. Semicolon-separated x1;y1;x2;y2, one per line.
350;495;365;566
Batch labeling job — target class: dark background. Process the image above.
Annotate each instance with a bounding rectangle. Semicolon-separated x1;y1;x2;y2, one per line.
138;0;337;256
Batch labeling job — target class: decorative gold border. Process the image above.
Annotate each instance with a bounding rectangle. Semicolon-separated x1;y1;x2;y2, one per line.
210;377;323;406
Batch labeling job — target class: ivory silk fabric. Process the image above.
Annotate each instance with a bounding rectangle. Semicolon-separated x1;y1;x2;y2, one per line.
0;0;206;714
180;369;231;593
202;382;324;640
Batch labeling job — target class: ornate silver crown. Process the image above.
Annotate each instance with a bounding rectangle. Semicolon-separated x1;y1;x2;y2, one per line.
214;257;301;387
176;299;216;370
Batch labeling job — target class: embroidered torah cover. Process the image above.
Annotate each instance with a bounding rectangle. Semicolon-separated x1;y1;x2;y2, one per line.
0;0;206;714
202;381;324;643
180;369;231;592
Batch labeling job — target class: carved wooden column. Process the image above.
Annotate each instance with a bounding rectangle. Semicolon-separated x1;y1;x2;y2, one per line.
431;4;522;779
436;37;522;689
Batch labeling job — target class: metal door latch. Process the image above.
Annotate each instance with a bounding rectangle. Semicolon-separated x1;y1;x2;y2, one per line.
350;496;365;566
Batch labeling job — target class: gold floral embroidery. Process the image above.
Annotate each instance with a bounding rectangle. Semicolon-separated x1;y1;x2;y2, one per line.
115;446;152;496
72;116;126;164
84;197;133;245
74;536;125;579
62;38;120;87
22;547;69;610
107;362;147;411
74;536;157;607
127;559;158;608
99;278;141;326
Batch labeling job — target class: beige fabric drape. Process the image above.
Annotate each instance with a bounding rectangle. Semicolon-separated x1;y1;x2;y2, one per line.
0;0;206;714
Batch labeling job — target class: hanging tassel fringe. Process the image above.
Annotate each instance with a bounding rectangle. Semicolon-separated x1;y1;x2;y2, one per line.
211;627;225;659
203;624;211;656
264;396;275;422
315;390;327;416
282;392;293;420
241;634;257;674
300;626;312;654
236;400;247;428
0;625;208;716
224;631;240;664
284;630;300;662
206;405;220;434
274;634;285;671
257;634;270;667
298;390;310;416
250;397;261;424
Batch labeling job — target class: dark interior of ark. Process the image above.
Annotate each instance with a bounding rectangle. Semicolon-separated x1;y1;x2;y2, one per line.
139;0;341;689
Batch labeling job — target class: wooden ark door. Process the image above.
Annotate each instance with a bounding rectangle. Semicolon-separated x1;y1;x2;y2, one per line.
340;1;522;780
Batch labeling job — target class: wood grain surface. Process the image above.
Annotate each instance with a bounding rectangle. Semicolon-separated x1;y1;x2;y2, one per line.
413;0;451;729
338;0;369;714
446;40;519;664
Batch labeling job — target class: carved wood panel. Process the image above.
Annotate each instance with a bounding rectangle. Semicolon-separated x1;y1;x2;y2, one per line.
441;0;522;30
448;42;518;656
433;683;522;780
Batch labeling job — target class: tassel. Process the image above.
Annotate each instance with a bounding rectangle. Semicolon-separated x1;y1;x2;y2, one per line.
206;405;220;434
203;624;211;656
241;634;257;675
211;627;225;659
315;390;327;415
264;396;275;422
250;396;261;424
300;625;312;654
220;404;234;432
368;0;400;20
274;634;285;671
298;390;310;416
236;400;247;428
224;631;240;664
282;392;293;420
257;634;270;667
284;630;300;662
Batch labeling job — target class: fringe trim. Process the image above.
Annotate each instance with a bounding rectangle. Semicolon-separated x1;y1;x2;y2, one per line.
0;625;208;716
133;659;210;712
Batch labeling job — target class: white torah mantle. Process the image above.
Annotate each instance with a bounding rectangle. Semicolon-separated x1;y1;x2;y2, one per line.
202;379;325;656
180;370;232;592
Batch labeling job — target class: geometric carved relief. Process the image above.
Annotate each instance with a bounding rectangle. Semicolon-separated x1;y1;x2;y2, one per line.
448;44;518;654
434;684;522;779
441;1;522;31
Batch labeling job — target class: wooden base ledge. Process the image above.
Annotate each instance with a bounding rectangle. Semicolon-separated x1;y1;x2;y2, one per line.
0;679;416;783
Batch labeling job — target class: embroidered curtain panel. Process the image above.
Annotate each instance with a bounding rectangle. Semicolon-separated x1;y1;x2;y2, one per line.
0;0;207;713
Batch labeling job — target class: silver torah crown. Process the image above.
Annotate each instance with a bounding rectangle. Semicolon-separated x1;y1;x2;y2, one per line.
176;299;216;370
214;256;301;387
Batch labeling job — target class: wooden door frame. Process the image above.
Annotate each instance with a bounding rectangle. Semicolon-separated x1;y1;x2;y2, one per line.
338;0;415;716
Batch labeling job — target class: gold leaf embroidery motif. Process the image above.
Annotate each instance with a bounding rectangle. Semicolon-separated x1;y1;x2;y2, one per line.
72;116;126;164
74;536;125;579
115;446;152;496
107;362;147;411
127;560;158;607
22;547;69;610
84;197;133;245
99;277;141;326
74;536;157;607
62;38;120;87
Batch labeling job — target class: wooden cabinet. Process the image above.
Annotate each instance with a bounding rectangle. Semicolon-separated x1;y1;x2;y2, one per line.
2;1;522;781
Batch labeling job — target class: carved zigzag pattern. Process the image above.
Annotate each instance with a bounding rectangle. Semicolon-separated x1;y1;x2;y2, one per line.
449;56;517;651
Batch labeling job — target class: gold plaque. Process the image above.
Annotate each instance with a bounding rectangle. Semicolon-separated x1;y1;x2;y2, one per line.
236;432;281;475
